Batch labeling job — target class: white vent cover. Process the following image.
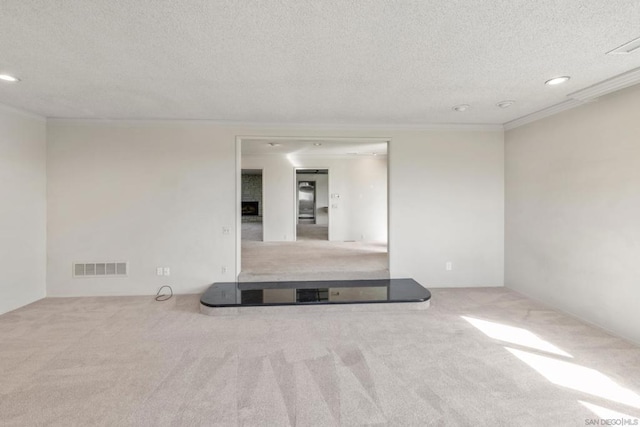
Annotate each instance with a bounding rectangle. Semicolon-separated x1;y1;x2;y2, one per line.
607;36;640;55
73;262;128;278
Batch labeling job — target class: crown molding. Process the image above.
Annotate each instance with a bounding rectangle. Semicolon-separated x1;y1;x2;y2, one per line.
568;66;640;101
46;117;503;132
503;99;585;131
506;66;640;131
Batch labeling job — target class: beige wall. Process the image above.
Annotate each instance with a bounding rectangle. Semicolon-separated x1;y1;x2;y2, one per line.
390;130;504;286
241;153;293;242
46;121;237;296
0;105;47;314
46;121;504;296
506;83;640;344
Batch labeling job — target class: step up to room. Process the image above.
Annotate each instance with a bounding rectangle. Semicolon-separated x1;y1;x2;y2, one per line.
200;278;430;315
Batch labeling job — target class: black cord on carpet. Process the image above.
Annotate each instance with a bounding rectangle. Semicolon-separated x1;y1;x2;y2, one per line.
155;285;173;301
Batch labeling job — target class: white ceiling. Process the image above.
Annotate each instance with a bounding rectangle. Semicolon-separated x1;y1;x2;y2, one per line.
1;1;640;125
241;139;387;156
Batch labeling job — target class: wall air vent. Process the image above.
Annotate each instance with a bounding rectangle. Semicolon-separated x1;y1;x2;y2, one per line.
73;262;128;278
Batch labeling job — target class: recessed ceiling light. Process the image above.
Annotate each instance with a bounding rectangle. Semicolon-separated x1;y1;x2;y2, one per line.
313;143;322;146
607;36;640;55
497;100;516;109
0;74;20;83
452;104;470;112
545;76;570;86
267;142;281;147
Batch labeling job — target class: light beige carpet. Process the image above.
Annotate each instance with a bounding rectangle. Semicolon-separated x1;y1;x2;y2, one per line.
241;223;330;242
296;224;328;241
241;222;264;242
1;288;640;425
240;223;389;282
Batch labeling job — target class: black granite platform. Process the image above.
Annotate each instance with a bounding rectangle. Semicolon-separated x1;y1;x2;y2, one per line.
200;278;430;308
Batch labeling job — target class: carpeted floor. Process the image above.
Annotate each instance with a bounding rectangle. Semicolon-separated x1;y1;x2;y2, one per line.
241;223;330;242
296;224;329;241
1;288;639;425
240;223;389;282
242;222;264;242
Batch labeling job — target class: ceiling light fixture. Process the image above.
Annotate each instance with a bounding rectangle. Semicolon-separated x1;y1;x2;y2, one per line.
607;36;640;55
313;143;322;146
0;74;20;83
452;104;470;112
497;100;516;109
545;76;570;86
267;142;281;147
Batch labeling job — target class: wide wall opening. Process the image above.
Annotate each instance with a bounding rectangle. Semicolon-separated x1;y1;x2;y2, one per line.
237;137;389;282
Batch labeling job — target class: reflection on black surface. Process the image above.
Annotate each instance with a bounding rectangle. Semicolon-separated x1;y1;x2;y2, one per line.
241;287;383;304
201;279;430;307
296;288;329;303
241;289;263;304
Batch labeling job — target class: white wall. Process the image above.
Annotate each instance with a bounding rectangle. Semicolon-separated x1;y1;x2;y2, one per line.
0;105;47;314
243;154;388;242
506;83;640;344
47;121;504;296
241;154;294;242
342;156;388;242
47;121;237;296
390;131;504;286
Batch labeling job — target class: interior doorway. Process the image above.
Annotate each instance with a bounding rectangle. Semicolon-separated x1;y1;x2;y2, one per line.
237;136;389;282
241;169;263;242
295;169;329;241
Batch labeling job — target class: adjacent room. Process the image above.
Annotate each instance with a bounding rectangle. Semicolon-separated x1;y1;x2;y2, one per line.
239;138;389;282
1;1;640;425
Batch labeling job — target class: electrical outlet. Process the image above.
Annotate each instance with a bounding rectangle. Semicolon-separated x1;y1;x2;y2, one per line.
221;266;227;274
446;262;453;271
222;226;230;235
156;267;163;276
163;267;171;276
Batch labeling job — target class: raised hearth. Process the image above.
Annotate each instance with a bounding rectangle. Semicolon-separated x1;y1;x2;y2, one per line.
200;278;430;315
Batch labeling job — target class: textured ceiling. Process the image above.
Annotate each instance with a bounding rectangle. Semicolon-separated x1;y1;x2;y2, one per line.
241;139;387;156
1;1;640;124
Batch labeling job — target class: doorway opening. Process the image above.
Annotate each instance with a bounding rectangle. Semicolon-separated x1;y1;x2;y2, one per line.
237;137;389;282
241;169;263;242
295;169;329;241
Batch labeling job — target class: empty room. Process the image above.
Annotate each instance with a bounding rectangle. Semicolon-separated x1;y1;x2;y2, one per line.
1;1;640;425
